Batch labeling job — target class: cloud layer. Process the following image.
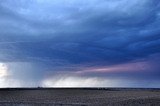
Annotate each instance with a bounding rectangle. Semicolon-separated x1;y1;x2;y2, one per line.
0;0;160;87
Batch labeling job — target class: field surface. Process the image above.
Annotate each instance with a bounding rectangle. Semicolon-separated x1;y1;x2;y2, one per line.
0;88;160;106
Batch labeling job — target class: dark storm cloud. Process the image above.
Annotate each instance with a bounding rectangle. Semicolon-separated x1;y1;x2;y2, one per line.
0;0;160;72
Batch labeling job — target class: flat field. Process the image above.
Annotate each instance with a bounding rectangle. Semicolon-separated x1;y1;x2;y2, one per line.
0;88;160;106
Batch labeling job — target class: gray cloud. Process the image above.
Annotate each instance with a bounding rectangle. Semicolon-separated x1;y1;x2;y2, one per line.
0;0;160;87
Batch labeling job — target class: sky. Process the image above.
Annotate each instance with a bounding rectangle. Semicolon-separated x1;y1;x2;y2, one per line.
0;0;160;88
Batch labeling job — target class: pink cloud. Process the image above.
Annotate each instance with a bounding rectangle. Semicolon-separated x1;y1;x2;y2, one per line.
75;61;151;74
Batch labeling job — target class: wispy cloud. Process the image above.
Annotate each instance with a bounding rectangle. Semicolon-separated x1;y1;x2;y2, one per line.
41;74;160;88
42;75;121;87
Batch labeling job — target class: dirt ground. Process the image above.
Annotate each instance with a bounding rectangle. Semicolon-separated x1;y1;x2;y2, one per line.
0;88;160;106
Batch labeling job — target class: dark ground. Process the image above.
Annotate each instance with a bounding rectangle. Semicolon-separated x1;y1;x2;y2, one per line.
0;88;160;106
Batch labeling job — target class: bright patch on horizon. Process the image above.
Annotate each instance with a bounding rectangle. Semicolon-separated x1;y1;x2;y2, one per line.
42;75;120;87
0;63;8;77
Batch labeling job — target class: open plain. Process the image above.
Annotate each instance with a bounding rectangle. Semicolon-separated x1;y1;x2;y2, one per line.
0;88;160;106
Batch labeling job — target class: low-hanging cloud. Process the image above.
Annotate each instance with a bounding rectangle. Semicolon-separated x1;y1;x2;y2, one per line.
42;74;160;88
